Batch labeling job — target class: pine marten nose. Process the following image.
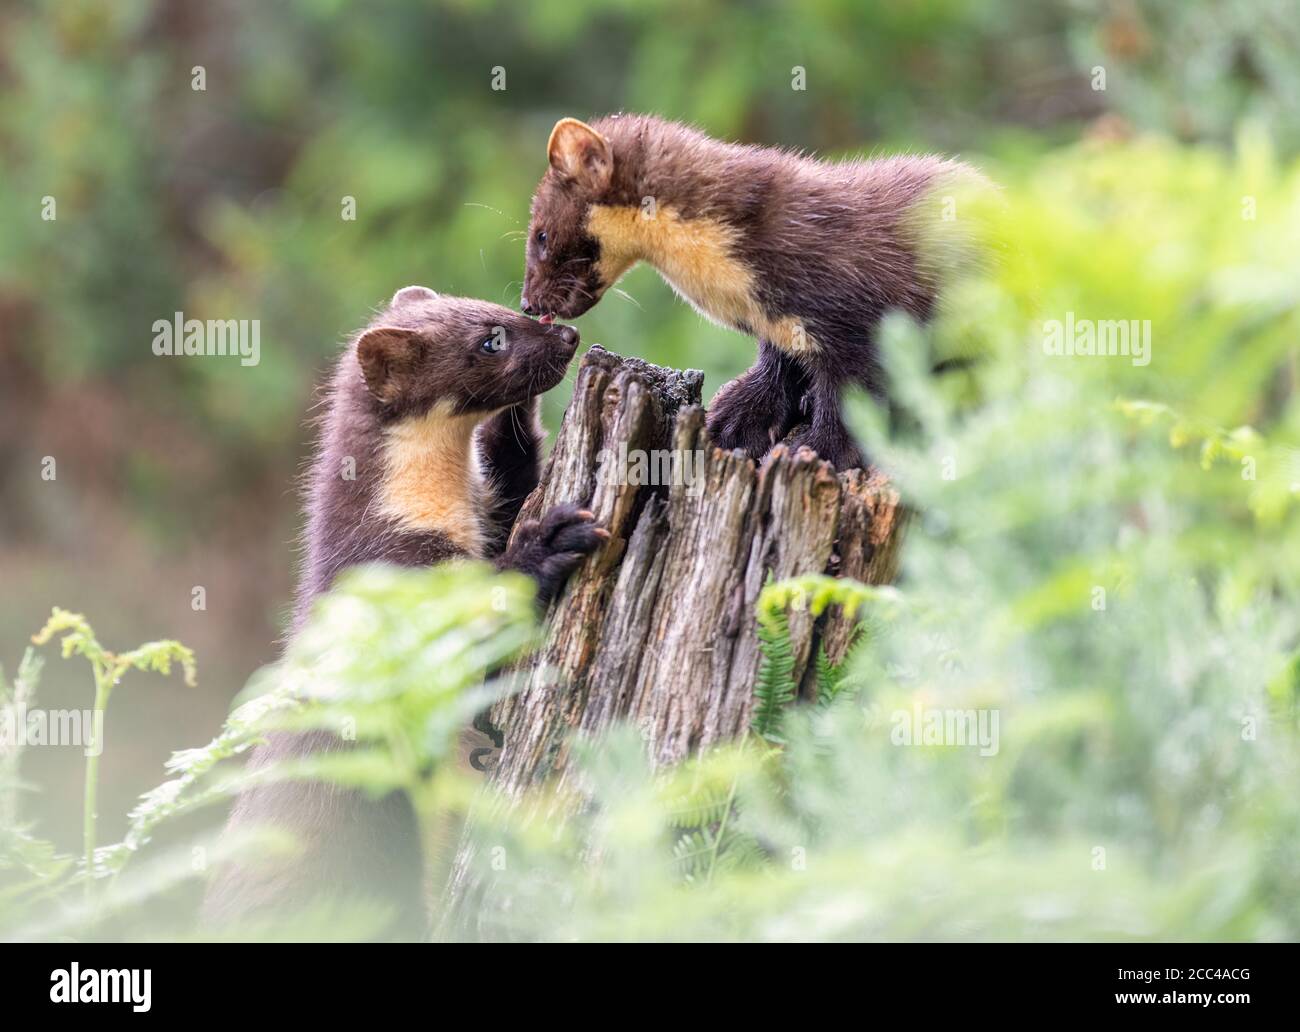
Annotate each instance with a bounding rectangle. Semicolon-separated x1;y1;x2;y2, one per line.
520;297;535;315
558;325;579;346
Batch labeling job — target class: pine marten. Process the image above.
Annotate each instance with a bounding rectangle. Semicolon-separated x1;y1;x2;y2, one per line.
521;114;990;470
203;285;601;935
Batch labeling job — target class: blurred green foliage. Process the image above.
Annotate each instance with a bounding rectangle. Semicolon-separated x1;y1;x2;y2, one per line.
1;563;538;940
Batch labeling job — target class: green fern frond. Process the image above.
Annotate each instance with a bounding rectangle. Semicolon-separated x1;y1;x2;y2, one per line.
752;575;899;740
814;647;845;708
665;791;733;830
751;608;796;743
668;775;762;884
757;574;901;629
672;830;714;879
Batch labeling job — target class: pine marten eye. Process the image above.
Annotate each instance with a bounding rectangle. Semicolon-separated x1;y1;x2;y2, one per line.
535;230;548;258
480;332;507;354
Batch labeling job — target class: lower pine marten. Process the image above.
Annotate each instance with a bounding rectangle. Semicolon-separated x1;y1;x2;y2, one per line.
203;285;601;935
520;114;991;470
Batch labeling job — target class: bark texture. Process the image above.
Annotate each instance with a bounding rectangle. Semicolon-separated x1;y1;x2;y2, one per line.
489;345;907;795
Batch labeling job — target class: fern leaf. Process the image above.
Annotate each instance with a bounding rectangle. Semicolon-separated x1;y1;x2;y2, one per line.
751;608;796;743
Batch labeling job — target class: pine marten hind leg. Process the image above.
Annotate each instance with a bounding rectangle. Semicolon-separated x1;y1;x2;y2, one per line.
784;367;865;472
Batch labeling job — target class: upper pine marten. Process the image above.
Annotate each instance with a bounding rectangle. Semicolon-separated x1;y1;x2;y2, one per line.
521;114;990;470
203;285;601;934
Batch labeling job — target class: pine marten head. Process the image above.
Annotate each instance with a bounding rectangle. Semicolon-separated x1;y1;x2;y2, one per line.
521;115;759;326
521;117;622;322
304;286;580;571
357;285;578;418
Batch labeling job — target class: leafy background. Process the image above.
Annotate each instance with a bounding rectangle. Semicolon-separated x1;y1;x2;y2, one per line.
1;0;1297;938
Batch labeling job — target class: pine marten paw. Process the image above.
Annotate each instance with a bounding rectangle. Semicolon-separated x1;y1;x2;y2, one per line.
783;425;865;472
707;395;790;461
501;504;609;606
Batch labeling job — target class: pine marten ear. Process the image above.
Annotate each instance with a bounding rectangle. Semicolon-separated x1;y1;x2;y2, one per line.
390;285;439;306
547;117;612;192
357;326;422;405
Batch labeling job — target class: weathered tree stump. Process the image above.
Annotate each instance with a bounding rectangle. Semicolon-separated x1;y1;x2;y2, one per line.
489;345;907;796
439;346;907;932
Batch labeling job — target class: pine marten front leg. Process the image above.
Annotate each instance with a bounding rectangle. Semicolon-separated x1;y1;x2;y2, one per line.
496;505;607;607
477;395;607;605
471;398;603;776
477;397;546;556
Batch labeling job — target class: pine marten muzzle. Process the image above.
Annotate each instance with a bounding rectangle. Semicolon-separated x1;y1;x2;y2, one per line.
522;114;991;470
204;285;602;935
